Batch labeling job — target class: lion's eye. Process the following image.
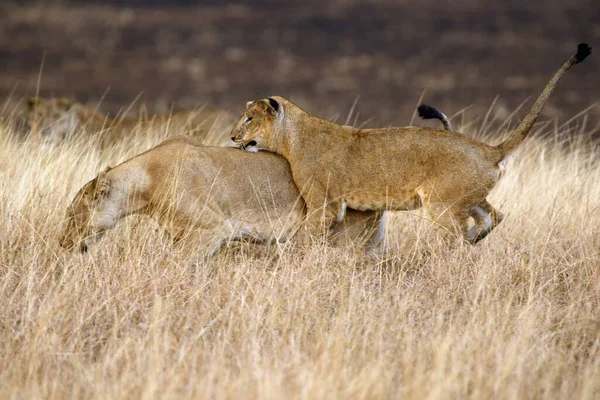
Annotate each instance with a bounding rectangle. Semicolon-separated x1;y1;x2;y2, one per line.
245;116;253;123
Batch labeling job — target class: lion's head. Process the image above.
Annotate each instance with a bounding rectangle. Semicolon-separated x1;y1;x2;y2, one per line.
230;97;284;152
59;168;112;252
26;96;81;143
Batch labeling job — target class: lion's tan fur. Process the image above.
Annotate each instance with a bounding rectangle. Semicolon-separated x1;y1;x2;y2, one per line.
230;45;590;243
60;136;384;253
27;97;235;148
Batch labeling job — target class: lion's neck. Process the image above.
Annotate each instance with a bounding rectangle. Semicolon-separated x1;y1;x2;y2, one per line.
106;160;152;218
276;109;355;163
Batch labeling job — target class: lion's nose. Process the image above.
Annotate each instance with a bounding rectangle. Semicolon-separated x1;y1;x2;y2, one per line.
59;235;68;247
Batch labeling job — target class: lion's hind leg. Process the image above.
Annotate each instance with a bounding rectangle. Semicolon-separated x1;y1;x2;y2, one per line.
423;203;470;243
467;200;504;244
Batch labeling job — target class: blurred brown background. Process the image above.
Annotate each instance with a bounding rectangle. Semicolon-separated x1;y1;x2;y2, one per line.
1;0;598;129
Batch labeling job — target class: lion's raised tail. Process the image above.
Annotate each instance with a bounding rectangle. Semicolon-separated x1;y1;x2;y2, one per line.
495;43;591;162
418;104;452;131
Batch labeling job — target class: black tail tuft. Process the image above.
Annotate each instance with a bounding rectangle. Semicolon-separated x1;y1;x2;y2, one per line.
573;43;592;64
418;104;443;120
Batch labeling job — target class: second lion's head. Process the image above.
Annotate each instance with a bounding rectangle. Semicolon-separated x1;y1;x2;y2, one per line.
26;96;81;144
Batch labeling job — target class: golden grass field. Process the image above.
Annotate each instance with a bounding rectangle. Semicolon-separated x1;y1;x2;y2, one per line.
0;110;599;399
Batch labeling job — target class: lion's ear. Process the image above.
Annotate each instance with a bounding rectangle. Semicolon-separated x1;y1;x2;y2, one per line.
58;97;74;110
94;168;111;200
267;98;279;113
27;97;41;110
257;98;279;116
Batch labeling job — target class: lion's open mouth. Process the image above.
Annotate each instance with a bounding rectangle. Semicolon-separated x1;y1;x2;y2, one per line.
242;140;257;150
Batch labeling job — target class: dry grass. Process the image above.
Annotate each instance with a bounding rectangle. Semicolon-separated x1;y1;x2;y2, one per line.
0;112;599;399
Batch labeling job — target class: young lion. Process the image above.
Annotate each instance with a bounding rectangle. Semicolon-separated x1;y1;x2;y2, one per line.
60;136;385;254
230;43;591;244
26;97;235;147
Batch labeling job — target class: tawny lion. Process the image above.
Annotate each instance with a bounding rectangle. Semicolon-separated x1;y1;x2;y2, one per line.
230;43;591;244
59;136;386;254
26;97;235;147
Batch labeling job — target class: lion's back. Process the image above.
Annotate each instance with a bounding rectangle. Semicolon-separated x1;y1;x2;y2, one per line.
138;142;304;236
138;142;301;218
199;147;301;214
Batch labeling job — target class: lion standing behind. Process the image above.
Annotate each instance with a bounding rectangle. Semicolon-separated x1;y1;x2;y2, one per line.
231;44;591;244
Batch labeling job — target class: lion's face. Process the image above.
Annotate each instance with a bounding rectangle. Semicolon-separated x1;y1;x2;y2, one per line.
26;97;80;143
230;98;280;152
59;170;111;252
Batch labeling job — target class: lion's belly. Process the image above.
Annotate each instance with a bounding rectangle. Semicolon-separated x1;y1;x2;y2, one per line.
345;192;420;212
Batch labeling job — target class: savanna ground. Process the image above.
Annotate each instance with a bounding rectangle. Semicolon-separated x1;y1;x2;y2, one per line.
1;0;600;399
0;110;599;398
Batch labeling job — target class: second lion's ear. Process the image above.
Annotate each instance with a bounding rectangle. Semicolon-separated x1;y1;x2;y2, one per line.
27;97;40;110
94;168;111;200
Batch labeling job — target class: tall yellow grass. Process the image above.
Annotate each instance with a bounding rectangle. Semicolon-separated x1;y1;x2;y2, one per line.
0;113;599;399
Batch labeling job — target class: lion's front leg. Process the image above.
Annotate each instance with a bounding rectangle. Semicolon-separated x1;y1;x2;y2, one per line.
301;200;340;245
